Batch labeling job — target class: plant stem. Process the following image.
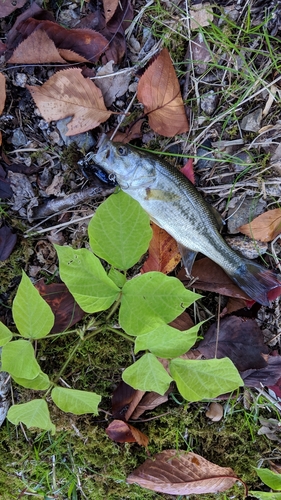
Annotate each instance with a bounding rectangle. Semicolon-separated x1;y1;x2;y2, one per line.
105;294;122;321
106;326;134;342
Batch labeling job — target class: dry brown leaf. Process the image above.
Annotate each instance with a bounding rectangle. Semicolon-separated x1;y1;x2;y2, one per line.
103;0;120;23
137;48;189;137
106;419;149;446
169;311;194;331
141;222;181;274
58;49;89;63
109;120;145;143
1;0;28;17
239;208;281;242
127;450;238;494
0;73;6;115
27;69;112;135
8;30;66;64
190;3;214;30
129;390;170;420
206;402;224;422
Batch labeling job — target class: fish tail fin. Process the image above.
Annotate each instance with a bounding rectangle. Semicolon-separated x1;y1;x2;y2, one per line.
230;260;281;306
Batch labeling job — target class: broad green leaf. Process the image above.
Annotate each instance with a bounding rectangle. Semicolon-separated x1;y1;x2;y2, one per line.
1;340;40;379
254;468;281;490
135;323;202;358
13;271;54;339
0;322;12;346
169;358;243;402
122;353;172;395
120;272;200;335
88;190;152;270
108;268;127;288
13;372;51;390
7;399;55;434
55;246;120;313
51;387;101;415
249;493;281;499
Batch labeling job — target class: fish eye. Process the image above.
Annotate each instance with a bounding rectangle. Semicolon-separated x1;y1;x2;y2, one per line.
117;146;127;156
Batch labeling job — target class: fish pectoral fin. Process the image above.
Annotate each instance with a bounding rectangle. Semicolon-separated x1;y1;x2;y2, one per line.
178;243;197;276
145;188;180;202
209;205;224;232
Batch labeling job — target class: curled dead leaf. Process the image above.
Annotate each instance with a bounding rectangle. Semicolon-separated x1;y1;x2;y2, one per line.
127;449;239;494
0;73;6;114
137;48;189;137
239;208;281;242
106;419;149;446
27;69;112;135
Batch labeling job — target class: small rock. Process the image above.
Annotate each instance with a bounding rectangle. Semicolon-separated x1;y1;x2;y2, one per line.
232;151;253;172
227;197;266;234
56;117;95;151
11;128;28;147
14;73;28;87
241;108;263;132
225;235;268;259
200;90;218;116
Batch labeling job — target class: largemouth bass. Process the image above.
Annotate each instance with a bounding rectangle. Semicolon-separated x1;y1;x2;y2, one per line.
93;136;281;306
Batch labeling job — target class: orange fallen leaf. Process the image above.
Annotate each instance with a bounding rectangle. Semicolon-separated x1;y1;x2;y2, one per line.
0;73;6;114
239;208;281;242
106;419;149;446
141;222;181;274
181;157;195;184
27;68;112;135
137;48;189;137
8;30;65;64
127;450;239;495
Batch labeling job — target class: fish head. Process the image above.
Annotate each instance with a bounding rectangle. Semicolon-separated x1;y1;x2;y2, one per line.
94;136;157;190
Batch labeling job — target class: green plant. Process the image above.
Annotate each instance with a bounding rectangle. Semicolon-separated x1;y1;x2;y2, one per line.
0;190;243;432
250;467;281;499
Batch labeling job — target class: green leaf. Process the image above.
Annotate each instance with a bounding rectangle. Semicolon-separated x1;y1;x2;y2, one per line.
108;268;127;288
7;399;55;434
120;272;200;335
249;492;281;499
169;358;244;402
51;387;101;415
55;246;120;313
88;190;152;270
122;353;172;395
12;271;54;339
135;323;202;358
254;468;281;490
13;372;51;390
0;323;13;346
1;340;41;379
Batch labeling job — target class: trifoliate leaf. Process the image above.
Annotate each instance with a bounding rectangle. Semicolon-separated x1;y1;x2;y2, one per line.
52;387;101;415
8;399;55;433
122;353;172;395
1;340;40;379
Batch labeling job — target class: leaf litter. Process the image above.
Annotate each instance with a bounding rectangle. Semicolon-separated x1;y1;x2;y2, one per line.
1;0;281;497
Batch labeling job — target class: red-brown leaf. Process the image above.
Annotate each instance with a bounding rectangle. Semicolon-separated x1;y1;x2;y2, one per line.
239;208;281;242
127;450;238;494
16;18;109;62
103;0;120;23
106;420;149;446
197;316;268;371
27;69;112;135
0;226;17;261
177;257;252;301
137;48;189;137
141;222;181;274
35;281;85;333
